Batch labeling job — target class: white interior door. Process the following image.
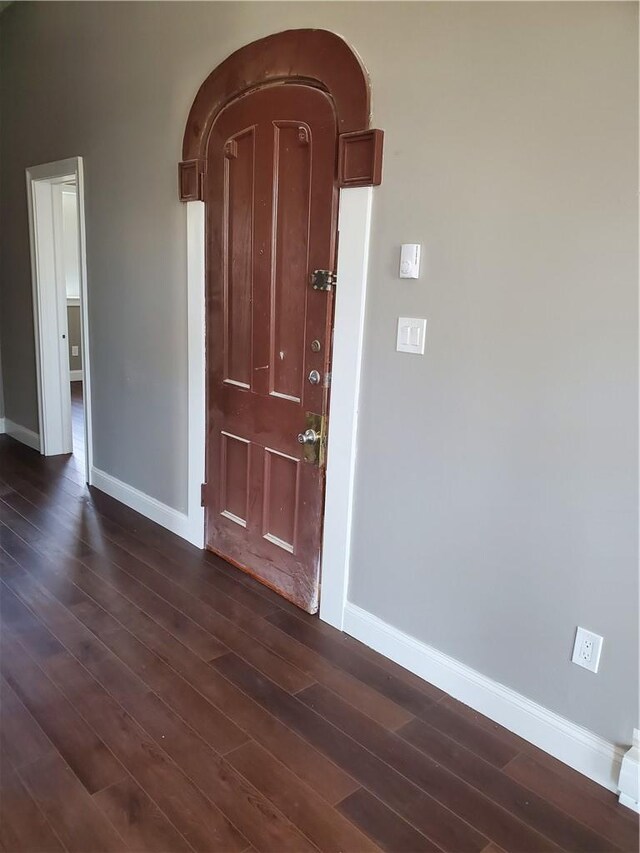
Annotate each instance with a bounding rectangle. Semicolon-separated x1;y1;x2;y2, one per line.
30;178;73;455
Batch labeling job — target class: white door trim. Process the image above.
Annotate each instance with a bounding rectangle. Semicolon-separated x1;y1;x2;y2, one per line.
186;201;206;548
320;187;373;628
26;157;93;483
185;186;373;624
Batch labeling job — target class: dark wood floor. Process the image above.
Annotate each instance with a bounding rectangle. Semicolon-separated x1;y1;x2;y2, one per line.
0;405;637;852
70;381;85;466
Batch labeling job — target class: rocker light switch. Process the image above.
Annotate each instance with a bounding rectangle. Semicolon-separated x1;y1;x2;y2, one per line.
396;317;427;354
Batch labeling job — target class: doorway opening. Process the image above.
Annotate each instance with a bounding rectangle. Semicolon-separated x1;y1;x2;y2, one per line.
26;157;92;484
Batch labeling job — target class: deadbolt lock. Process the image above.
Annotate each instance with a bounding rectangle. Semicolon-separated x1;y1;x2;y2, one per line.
297;412;326;466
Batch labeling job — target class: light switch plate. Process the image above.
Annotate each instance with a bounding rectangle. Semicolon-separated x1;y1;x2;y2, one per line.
399;244;421;279
396;317;427;354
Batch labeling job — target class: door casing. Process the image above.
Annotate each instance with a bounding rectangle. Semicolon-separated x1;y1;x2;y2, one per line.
181;30;380;627
25;156;93;482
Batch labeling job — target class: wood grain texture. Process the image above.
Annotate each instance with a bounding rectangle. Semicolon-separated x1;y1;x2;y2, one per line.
0;761;65;853
0;676;55;770
337;788;441;853
18;753;127;853
205;84;338;612
92;776;195;853
182;29;370;162
0;427;637;853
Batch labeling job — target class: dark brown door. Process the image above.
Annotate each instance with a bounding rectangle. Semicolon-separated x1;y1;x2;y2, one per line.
204;84;338;613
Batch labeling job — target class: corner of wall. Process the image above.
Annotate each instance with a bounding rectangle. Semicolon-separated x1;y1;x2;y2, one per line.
618;728;640;813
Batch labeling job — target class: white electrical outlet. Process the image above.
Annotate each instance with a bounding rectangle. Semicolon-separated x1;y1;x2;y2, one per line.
571;627;603;673
71;345;79;357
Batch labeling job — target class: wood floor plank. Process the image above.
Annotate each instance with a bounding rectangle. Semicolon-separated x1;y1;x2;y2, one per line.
0;551;326;853
0;676;55;770
226;602;417;730
226;740;381;853
91;518;414;729
3;466;416;729
0;484;404;738
75;508;314;693
4;609;248;853
0;761;66;853
1;545;249;755
414;700;520;768
100;612;360;804
438;694;534;755
504;752;639;851
1;521;358;805
267;608;441;715
19;753;127;853
0;614;125;796
213;652;489;853
0;482;411;744
0;493;226;662
119;693;320;853
88;486;279;617
1;436;636;853
104;625;251;753
518;745;640;820
333;629;447;700
397;716;617;852
436;695;635;822
0;449;82;501
337;787;443;853
2;478;314;694
92;776;196;853
297;681;565;853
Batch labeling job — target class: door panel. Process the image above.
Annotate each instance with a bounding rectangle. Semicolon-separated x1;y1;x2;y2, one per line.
205;85;338;612
271;121;312;403
262;448;301;553
224;128;255;389
220;432;250;526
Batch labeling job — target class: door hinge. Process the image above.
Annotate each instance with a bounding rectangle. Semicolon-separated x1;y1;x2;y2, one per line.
310;270;336;292
200;483;208;507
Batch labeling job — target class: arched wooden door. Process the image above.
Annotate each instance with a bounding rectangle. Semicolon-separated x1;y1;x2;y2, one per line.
179;30;383;613
205;85;338;612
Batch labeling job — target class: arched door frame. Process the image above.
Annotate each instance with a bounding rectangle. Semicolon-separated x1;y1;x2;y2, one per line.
180;29;383;629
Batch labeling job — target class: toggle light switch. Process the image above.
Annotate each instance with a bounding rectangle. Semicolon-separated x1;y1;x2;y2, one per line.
396;317;427;354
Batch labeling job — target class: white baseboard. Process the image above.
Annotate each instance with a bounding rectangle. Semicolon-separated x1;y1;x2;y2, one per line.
69;370;84;381
618;729;640;813
0;417;5;434
343;601;626;795
3;418;41;451
90;466;203;548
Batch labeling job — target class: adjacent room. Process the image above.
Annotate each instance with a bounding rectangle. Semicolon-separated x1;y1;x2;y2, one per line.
0;2;638;851
61;181;86;468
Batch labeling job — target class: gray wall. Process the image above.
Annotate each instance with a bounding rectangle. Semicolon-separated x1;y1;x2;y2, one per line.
67;304;82;373
0;331;4;420
0;2;636;745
